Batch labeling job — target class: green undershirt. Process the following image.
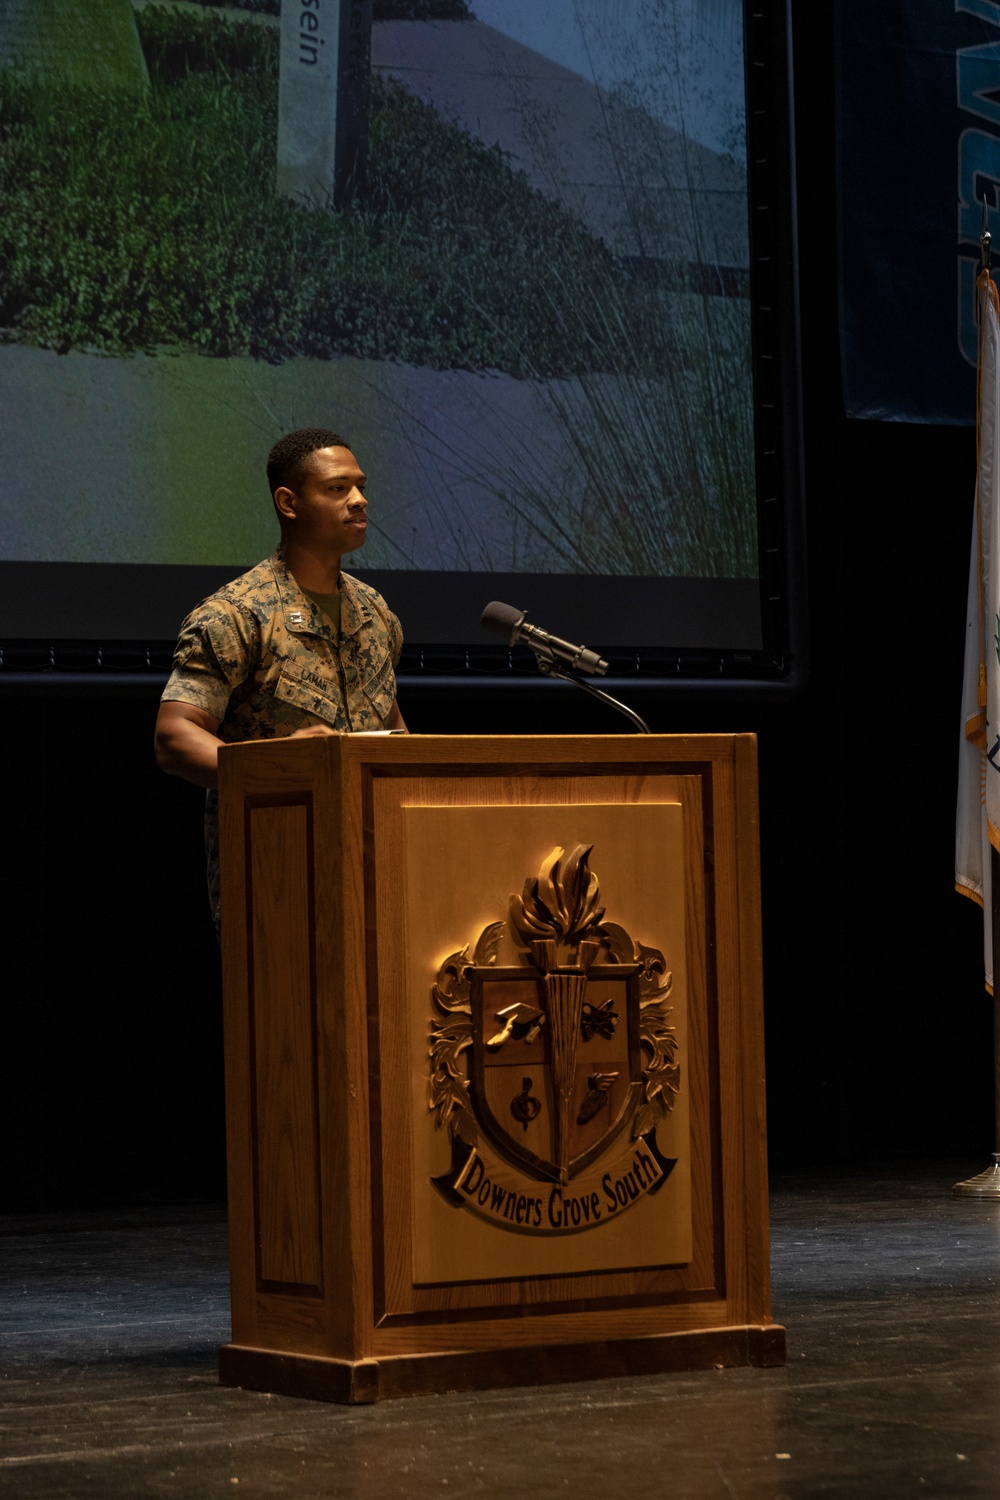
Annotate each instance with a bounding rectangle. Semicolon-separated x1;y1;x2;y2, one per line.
300;586;342;637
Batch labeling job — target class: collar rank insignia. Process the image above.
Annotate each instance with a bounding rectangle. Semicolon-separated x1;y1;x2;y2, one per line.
429;843;680;1234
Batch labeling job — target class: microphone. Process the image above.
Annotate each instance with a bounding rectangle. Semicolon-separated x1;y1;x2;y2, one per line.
481;601;609;676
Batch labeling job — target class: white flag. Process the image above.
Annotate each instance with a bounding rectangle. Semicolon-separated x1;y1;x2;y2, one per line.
956;273;1000;992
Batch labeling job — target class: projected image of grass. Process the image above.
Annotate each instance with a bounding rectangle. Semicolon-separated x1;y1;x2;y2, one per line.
511;317;754;579
0;5;755;577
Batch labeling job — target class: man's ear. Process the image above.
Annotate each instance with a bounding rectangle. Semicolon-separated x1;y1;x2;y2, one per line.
273;485;298;522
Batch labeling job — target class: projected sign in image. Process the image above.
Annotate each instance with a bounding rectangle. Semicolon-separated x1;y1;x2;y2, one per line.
0;0;757;650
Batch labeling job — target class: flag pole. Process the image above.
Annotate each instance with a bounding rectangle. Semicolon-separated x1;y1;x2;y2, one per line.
955;213;1000;1198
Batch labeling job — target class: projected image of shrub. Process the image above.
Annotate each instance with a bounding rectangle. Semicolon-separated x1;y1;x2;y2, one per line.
188;0;474;14
0;0;755;583
0;8;645;373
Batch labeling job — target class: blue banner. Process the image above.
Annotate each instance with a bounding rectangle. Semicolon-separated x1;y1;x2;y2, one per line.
837;1;1000;424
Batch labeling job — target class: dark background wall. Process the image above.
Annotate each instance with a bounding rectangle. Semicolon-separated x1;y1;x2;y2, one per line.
0;3;991;1210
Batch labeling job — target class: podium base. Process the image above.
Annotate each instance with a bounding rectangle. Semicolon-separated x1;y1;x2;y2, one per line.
219;1325;787;1405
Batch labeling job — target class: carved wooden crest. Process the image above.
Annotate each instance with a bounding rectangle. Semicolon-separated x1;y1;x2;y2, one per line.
429;844;681;1234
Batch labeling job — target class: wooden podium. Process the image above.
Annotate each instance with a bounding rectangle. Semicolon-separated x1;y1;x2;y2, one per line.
216;733;784;1403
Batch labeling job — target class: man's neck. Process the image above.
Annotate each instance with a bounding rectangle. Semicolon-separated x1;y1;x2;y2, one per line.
282;538;342;594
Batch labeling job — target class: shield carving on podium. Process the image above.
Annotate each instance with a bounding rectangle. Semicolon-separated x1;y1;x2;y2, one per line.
429;844;682;1229
467;961;642;1184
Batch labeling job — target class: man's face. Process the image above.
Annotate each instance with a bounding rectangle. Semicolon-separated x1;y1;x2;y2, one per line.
281;446;368;556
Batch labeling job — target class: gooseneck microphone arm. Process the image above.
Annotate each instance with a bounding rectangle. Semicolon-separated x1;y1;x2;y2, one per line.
532;655;652;733
481;601;652;734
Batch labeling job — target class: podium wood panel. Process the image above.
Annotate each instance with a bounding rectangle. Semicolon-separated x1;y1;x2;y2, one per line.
217;734;782;1399
245;796;323;1294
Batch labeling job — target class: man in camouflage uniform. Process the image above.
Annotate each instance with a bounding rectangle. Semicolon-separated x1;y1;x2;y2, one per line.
154;427;406;930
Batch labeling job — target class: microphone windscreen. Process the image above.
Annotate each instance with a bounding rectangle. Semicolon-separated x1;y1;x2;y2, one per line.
481;600;524;643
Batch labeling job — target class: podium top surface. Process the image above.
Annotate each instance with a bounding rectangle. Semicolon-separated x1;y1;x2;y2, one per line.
219;732;756;769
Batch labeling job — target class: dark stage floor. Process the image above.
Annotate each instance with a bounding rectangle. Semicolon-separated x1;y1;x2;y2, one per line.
2;1165;999;1498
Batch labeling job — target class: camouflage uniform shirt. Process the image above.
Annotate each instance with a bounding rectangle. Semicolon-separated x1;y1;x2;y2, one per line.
161;548;402;927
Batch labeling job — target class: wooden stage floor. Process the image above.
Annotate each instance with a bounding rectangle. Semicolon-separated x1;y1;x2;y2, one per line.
2;1164;999;1498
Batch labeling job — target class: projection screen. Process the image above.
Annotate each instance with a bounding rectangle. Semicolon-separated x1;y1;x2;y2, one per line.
0;0;800;675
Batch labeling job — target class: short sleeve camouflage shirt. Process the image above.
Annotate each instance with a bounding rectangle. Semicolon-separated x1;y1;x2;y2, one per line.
161;548;402;928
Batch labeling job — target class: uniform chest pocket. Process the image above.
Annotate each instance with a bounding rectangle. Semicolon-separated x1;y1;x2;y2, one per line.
273;663;342;728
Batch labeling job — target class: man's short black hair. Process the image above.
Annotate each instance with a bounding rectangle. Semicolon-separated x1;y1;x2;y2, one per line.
266;428;350;496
